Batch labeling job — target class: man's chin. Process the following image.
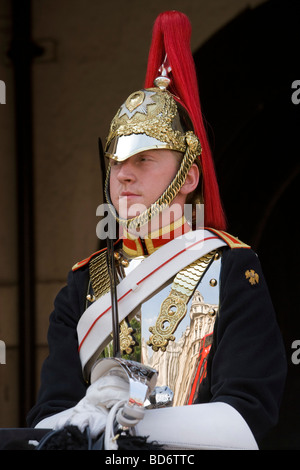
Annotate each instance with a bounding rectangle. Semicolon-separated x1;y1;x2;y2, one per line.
118;211;142;220
118;202;148;220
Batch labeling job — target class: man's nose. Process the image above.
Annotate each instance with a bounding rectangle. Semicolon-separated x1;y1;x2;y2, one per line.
116;159;136;181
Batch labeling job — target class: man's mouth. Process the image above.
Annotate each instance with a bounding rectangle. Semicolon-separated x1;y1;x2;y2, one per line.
120;191;140;198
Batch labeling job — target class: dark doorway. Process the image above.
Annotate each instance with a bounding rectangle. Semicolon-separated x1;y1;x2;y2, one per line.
194;0;300;449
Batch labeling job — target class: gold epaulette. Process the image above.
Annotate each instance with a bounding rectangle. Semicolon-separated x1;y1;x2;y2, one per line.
208;228;250;249
72;239;121;272
89;250;111;298
72;248;106;272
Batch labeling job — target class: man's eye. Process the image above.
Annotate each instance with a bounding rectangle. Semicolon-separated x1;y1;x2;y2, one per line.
139;156;151;162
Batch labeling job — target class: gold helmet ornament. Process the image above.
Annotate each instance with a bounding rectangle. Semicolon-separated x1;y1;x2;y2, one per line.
104;11;226;232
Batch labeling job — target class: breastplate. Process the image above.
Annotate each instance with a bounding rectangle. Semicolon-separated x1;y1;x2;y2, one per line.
88;248;222;407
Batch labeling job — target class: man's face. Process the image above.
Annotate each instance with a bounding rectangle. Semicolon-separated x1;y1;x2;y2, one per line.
109;149;182;221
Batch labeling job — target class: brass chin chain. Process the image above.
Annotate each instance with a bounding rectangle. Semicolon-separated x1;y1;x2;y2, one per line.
104;131;201;230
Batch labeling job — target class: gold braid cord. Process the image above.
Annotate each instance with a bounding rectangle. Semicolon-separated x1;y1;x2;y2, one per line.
105;131;201;230
147;250;217;352
89;251;136;355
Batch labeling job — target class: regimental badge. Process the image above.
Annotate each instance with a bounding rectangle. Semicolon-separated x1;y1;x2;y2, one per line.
118;90;156;119
245;269;259;285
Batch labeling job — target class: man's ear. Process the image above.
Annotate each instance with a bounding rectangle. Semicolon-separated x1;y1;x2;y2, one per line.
179;163;200;195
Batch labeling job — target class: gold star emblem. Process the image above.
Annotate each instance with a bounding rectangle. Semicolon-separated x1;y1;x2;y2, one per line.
119;90;156;119
245;269;259;285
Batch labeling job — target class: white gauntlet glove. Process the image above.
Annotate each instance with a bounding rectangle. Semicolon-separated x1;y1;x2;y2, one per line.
90;358;157;449
35;358;158;449
53;369;129;438
135;402;258;450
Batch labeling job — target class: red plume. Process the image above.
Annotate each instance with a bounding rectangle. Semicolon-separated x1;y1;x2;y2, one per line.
144;10;226;230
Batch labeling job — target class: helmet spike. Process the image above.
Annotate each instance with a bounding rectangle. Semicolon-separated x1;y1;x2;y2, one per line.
154;54;172;90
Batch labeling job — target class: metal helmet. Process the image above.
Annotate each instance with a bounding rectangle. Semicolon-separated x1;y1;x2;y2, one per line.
104;81;202;229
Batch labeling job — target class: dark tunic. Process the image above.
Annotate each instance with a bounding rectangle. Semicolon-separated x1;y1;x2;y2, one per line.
27;243;287;445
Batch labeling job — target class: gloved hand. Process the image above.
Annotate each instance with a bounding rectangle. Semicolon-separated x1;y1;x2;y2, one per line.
54;368;129;439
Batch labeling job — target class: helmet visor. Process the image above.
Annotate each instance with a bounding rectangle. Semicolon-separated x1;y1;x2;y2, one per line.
105;134;176;162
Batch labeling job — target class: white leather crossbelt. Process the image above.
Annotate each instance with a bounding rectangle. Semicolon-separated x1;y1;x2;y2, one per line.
77;229;226;378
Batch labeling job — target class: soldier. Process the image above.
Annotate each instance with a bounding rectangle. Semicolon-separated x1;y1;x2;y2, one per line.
27;11;286;450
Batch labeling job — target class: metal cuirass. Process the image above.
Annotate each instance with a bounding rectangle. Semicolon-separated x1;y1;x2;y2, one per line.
89;248;222;408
